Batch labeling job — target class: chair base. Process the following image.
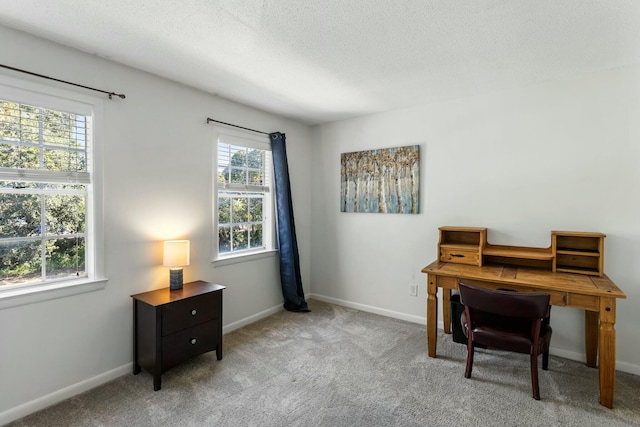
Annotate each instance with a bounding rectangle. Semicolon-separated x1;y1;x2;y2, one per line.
464;344;550;400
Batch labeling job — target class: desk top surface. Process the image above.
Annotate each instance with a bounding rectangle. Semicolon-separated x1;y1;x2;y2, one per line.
422;260;626;299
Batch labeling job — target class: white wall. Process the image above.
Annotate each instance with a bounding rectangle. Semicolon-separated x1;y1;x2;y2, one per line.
310;64;640;373
0;25;312;422
2;20;639;424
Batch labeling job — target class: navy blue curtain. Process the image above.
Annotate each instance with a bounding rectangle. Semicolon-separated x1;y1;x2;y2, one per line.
270;132;310;312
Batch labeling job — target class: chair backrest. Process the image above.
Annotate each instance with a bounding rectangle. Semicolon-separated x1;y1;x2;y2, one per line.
458;282;550;319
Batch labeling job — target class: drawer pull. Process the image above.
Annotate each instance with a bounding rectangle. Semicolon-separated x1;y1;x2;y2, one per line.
191;309;197;316
191;338;197;345
451;253;465;258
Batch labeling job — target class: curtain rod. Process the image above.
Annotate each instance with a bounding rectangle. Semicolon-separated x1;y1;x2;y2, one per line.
0;64;126;99
206;117;271;135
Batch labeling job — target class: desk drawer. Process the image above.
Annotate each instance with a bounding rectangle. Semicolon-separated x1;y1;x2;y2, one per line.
567;294;599;311
459;279;567;306
440;248;480;266
437;276;458;289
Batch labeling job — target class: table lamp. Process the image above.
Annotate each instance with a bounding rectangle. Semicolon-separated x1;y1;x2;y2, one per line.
163;240;190;290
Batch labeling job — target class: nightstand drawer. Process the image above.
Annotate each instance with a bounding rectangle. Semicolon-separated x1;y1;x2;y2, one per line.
162;319;218;370
162;292;220;336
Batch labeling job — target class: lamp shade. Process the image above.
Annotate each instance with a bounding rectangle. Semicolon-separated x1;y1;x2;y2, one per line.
163;240;190;267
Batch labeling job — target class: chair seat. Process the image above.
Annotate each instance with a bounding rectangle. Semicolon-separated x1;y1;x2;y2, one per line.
461;312;551;354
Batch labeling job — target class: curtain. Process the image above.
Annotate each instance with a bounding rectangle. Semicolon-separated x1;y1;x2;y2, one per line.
270;132;310;312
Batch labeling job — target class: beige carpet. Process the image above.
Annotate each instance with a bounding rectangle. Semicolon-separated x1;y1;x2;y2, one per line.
9;300;640;426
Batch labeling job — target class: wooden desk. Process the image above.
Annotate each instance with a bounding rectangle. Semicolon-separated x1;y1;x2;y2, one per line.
422;260;626;408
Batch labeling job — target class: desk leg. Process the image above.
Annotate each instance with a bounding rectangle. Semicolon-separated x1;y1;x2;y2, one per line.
427;274;438;358
598;297;617;409
585;310;599;368
443;288;451;334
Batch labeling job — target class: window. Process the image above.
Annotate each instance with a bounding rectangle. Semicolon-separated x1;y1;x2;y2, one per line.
214;129;274;260
0;81;102;293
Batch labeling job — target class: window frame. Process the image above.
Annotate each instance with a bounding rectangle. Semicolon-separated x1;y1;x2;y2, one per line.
212;126;276;264
0;75;106;309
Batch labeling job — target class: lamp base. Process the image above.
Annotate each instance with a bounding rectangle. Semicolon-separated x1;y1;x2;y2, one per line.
169;268;183;290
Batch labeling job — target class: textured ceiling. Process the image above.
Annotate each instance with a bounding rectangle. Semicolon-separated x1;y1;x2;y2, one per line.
1;1;639;124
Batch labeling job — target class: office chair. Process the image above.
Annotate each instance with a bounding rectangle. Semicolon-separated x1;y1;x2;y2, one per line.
458;282;552;400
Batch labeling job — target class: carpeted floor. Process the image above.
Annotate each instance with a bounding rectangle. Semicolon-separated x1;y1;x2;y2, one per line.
9;300;640;426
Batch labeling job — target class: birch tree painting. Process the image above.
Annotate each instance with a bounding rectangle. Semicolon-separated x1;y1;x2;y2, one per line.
340;145;420;214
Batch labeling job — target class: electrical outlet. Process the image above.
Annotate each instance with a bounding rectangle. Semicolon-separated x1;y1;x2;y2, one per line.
409;282;418;297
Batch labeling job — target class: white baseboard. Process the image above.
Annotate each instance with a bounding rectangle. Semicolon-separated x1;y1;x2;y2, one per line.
309;293;640;377
0;363;131;426
222;303;283;334
308;293;426;325
548;347;640;376
613;359;640;376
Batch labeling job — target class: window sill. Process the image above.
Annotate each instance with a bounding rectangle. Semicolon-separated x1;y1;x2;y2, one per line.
212;249;278;267
0;277;108;310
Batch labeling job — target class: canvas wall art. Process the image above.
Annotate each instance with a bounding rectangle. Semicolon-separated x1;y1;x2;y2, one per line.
340;145;420;214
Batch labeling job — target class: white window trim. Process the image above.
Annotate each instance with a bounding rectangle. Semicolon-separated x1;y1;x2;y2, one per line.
212;248;278;267
0;74;107;309
212;126;276;264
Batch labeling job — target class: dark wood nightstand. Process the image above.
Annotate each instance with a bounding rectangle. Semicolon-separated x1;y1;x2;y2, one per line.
131;280;225;390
